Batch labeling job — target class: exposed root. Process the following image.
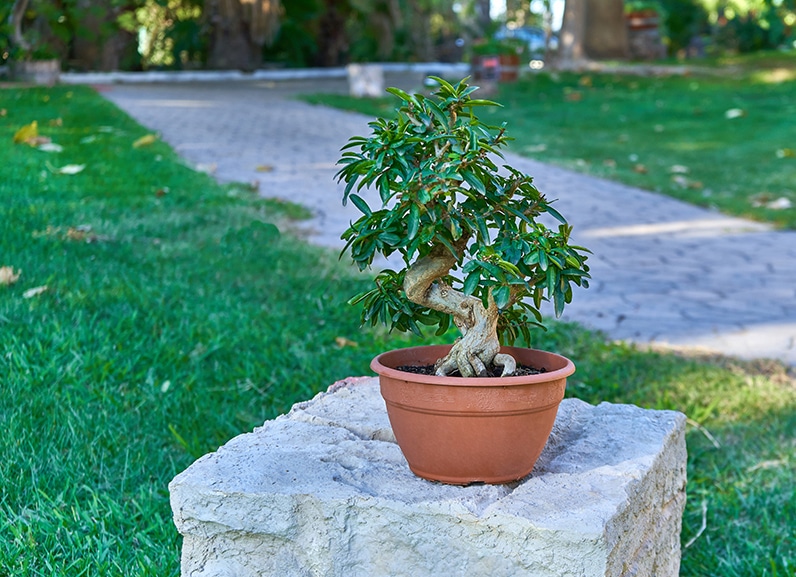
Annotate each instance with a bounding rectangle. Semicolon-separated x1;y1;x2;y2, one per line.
404;242;518;378
493;353;517;377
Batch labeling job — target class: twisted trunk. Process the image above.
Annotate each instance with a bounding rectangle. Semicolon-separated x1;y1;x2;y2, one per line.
403;245;516;377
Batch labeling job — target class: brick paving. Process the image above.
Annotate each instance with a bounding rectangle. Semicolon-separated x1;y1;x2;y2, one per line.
101;78;796;366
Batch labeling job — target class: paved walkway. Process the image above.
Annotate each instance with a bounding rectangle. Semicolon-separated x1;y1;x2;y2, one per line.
100;79;796;366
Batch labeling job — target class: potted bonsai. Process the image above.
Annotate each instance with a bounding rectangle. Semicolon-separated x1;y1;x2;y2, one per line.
336;77;590;485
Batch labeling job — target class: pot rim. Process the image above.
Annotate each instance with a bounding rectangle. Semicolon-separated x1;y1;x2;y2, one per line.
371;344;575;387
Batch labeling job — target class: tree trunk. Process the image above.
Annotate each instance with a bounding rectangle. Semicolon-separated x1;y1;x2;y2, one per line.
558;0;586;68
208;0;259;70
403;245;516;378
557;0;628;68
582;0;628;59
70;0;138;71
207;0;281;70
406;0;434;61
315;0;349;67
475;0;491;36
10;0;32;52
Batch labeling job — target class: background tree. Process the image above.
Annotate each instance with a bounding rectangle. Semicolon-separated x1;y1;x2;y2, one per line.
206;0;281;70
557;0;628;67
68;0;140;71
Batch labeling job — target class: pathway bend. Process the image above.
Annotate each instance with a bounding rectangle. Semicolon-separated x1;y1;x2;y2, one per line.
100;80;796;367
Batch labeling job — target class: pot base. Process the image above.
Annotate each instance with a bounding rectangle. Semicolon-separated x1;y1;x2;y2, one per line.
372;345;575;485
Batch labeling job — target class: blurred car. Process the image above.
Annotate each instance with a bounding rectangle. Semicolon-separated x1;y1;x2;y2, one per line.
494;25;557;58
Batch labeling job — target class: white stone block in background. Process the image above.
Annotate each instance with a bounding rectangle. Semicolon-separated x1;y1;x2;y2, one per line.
347;64;385;98
170;377;687;577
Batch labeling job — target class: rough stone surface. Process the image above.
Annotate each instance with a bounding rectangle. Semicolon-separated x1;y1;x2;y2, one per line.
170;378;687;577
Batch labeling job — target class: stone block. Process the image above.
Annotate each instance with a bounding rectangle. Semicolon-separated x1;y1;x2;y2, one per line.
347;64;385;98
170;377;687;577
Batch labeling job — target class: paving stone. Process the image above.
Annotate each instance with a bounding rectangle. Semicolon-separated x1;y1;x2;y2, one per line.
101;80;796;366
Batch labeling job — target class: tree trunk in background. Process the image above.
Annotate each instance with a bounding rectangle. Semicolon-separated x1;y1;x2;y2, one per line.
557;0;627;68
582;0;628;59
558;0;586;67
10;0;32;52
71;0;138;71
474;0;491;36
407;0;433;61
207;0;281;70
315;0;349;67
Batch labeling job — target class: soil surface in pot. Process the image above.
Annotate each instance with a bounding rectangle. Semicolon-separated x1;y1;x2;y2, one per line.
396;364;546;378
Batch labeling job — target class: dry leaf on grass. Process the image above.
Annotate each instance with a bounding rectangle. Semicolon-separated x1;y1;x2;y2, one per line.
22;286;48;299
633;164;648;174
13;121;38;144
564;91;582;102
49;118;63;127
31;225;61;239
37;142;63;153
335;336;359;348
66;226;93;242
750;194;792;209
765;197;793;210
0;109;7;117
46;162;86;175
672;175;703;189
133;133;158;148
0;267;21;286
776;148;795;159
195;163;217;174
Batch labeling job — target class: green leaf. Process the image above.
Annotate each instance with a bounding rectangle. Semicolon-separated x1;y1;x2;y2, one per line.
349;194;372;216
493;285;510;309
378;175;390;204
545;203;567;224
408;204;420;240
461;99;502;108
463;270;480;295
554;288;566;317
538;250;549;271
461;170;486;194
386;86;411;101
474;215;490;241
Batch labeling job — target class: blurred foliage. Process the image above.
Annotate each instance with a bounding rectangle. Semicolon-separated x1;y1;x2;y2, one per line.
2;0;794;70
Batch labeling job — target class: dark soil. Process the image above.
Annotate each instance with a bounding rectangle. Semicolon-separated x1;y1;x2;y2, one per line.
396;364;546;378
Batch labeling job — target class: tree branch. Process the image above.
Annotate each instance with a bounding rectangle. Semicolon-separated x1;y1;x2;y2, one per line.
10;0;32;53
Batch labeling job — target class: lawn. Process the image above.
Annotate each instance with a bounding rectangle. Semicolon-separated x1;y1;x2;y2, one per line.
302;51;796;230
1;85;794;576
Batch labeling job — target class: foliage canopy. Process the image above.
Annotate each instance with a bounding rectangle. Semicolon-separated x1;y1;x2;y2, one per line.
336;77;591;346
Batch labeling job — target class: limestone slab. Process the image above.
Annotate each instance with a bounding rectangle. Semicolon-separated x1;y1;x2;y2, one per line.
170;377;687;577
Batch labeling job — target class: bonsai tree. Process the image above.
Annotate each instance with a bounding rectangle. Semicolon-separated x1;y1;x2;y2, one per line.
336;77;590;378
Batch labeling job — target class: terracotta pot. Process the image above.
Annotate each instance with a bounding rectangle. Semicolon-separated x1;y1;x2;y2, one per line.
371;345;575;485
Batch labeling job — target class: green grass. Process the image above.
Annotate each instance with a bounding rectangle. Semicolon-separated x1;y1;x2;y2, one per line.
1;85;794;576
302;52;796;229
